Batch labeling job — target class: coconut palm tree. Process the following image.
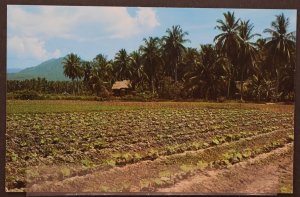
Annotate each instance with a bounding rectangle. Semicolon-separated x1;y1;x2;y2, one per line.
87;54;114;96
162;25;190;82
81;61;92;92
88;74;106;97
214;11;241;98
214;12;241;62
217;56;234;99
238;20;260;101
185;45;222;100
63;53;82;95
181;47;200;82
114;49;133;81
129;50;148;90
255;38;268;72
263;13;296;101
93;54;114;83
140;37;162;94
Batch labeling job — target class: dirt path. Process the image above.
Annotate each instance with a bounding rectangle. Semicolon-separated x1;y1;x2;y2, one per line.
158;143;293;194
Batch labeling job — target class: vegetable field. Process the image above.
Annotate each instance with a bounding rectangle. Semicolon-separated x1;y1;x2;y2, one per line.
6;100;294;193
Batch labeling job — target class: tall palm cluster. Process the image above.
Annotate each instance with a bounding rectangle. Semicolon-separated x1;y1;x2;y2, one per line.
57;12;296;101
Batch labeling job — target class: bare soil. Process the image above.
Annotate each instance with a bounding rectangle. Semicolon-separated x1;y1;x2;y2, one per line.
158;143;293;194
26;143;293;194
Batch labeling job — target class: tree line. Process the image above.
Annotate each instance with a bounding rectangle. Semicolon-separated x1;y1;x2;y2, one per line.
7;78;77;95
8;12;296;102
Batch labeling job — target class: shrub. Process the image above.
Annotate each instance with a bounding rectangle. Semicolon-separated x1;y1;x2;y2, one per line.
14;90;42;100
158;77;184;99
121;94;147;101
217;96;226;102
120;91;159;101
140;92;158;100
99;87;111;98
6;92;15;100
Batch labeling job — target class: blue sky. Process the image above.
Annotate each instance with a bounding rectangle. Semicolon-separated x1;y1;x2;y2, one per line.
7;6;297;70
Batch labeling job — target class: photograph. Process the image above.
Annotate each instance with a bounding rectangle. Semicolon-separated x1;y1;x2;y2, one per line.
5;5;296;194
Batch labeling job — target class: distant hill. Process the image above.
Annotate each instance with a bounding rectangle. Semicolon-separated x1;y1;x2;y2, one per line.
7;68;23;73
7;57;70;81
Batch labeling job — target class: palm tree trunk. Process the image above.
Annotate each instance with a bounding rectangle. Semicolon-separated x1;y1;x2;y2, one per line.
240;70;244;101
275;60;281;102
206;90;209;101
276;70;280;102
174;62;178;82
72;80;75;95
227;79;230;99
274;57;281;102
151;75;155;94
76;79;79;95
96;86;99;97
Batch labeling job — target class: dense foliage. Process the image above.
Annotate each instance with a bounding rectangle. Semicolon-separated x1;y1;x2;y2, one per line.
7;12;296;102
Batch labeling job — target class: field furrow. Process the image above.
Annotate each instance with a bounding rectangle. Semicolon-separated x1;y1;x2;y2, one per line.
25;128;293;192
6;101;294;193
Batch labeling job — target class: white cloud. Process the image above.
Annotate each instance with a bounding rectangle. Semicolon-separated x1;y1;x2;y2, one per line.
8;6;75;39
84;7;142;39
73;6;160;38
8;6;160;39
7;6;159;65
136;8;160;31
52;49;62;58
8;36;61;60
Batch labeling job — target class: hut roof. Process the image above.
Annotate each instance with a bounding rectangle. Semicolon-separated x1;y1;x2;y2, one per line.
112;80;132;90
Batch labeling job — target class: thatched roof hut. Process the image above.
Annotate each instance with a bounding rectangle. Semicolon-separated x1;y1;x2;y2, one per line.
112;80;132;96
112;80;132;90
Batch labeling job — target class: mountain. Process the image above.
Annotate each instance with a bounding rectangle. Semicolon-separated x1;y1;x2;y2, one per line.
7;57;70;81
7;68;23;73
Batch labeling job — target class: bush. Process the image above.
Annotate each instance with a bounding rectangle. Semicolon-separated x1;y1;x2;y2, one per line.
14;90;43;100
138;92;159;101
99;87;111;98
121;94;145;101
6;92;15;100
158;77;184;99
119;91;158;101
217;96;226;102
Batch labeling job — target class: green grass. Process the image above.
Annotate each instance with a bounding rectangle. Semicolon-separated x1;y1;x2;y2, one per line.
7;99;293;114
6;100;140;114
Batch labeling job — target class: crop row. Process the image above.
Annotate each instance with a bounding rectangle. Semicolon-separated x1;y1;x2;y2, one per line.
6;108;293;190
24;128;293;192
